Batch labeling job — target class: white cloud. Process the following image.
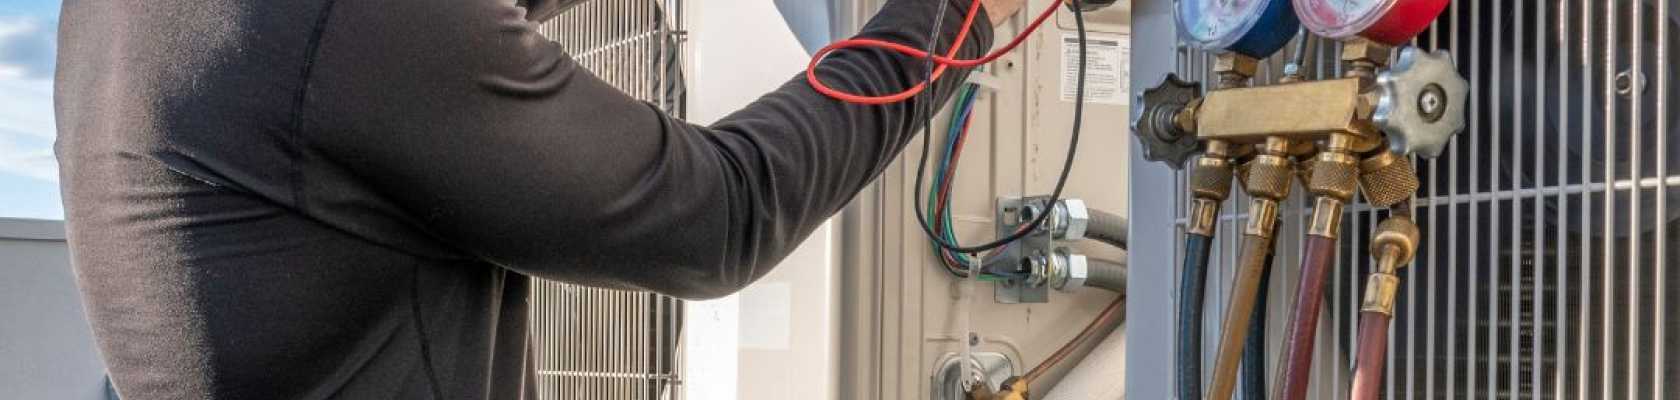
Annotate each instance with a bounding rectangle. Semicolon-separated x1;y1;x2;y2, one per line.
0;133;58;182
0;15;58;183
0;16;56;80
0;77;53;140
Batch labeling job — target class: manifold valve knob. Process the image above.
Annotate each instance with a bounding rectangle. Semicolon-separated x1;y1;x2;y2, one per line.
1131;74;1204;169
1373;47;1468;159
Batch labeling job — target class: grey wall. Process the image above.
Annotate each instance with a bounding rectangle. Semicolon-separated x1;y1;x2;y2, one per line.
0;218;108;400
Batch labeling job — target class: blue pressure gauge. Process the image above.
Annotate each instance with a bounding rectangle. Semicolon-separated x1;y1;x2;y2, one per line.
1177;0;1301;59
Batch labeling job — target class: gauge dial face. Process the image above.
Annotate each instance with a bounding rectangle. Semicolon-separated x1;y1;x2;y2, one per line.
1177;0;1273;51
1294;0;1400;39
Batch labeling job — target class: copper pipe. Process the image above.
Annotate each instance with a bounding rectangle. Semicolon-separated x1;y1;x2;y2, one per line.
1023;296;1126;384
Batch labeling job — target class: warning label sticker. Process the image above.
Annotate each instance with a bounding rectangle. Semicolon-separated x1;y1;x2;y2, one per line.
1060;32;1129;105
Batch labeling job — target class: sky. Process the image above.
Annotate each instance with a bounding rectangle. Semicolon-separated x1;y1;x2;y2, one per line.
0;0;61;220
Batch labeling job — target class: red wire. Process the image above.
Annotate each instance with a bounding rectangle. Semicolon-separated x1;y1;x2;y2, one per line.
804;0;1064;105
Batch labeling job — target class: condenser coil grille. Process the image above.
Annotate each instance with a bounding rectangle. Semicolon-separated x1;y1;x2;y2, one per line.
532;1;687;399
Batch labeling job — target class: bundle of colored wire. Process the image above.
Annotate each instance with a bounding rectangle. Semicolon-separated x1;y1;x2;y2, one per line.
924;83;1009;279
908;0;1086;255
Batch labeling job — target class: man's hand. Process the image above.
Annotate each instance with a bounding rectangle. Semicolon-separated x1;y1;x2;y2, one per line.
981;0;1025;25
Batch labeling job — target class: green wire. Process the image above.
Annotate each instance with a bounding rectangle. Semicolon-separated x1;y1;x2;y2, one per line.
929;84;987;278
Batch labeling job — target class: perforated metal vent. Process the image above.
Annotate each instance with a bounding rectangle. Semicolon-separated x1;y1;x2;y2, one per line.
531;1;687;399
1134;0;1677;398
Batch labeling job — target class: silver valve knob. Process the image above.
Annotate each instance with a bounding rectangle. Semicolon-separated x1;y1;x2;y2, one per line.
1131;74;1203;169
1373;47;1469;159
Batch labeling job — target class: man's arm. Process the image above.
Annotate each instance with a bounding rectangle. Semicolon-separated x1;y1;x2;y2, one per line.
304;0;996;299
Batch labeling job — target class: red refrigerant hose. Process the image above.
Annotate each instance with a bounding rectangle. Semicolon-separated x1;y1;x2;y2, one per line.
1272;235;1339;400
1350;311;1394;400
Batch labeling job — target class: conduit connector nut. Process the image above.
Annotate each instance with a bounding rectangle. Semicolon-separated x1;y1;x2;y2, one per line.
1025;251;1050;288
1048;248;1088;291
1049;199;1090;241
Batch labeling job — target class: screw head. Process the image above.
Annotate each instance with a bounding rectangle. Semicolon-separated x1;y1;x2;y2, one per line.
1418;84;1446;122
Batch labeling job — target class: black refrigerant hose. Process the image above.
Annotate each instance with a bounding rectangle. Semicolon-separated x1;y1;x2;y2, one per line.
1177;232;1214;400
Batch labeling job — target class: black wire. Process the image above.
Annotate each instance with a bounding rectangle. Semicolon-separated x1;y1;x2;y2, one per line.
910;0;1087;254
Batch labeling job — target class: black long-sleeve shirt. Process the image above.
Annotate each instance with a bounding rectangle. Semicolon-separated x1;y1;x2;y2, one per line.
53;0;991;398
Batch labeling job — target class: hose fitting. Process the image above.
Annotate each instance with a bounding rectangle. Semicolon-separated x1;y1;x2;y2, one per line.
1359;217;1420;316
1358;151;1420;209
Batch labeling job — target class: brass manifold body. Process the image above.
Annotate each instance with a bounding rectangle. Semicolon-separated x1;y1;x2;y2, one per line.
1170;40;1422;240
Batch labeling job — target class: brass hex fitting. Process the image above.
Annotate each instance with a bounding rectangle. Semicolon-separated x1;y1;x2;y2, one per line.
1214;53;1260;88
1358;151;1421;208
1174;98;1202;135
1341;38;1394;85
1339;38;1395;67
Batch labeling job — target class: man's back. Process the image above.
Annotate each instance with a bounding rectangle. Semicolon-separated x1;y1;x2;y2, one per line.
55;1;533;397
54;0;992;397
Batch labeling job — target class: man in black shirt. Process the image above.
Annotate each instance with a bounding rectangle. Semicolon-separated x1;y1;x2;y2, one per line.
53;0;1020;398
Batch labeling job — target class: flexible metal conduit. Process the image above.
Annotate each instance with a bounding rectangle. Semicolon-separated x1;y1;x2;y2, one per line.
1085;258;1128;293
1085;208;1129;250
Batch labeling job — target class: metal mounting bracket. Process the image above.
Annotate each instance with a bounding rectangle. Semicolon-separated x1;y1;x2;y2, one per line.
991;196;1055;304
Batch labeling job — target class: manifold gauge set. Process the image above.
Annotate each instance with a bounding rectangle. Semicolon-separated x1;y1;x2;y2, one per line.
1133;1;1464;400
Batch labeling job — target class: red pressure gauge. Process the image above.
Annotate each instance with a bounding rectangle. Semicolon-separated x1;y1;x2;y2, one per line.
1293;0;1448;45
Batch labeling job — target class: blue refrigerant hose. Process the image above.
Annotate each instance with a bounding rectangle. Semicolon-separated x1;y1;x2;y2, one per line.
1178;232;1214;400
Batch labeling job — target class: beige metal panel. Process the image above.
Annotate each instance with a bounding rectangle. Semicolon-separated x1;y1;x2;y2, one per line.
848;1;1135;398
